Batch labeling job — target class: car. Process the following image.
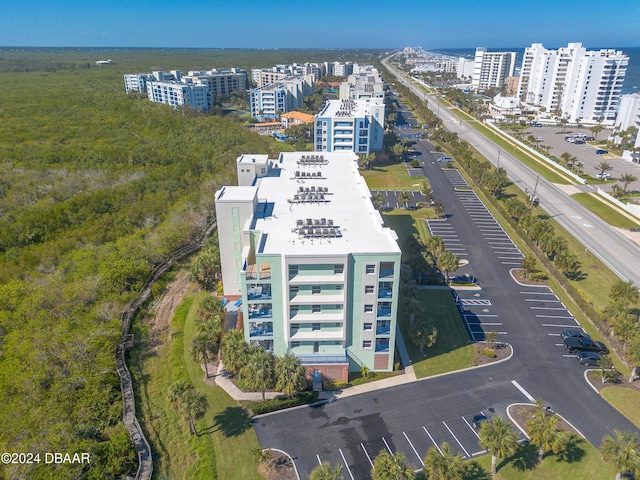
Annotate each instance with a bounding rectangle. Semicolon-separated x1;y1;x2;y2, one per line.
574;139;585;144
564;337;608;353
596;149;608;155
534;136;544;141
472;413;488;430
585;136;595;141
565;137;575;143
530;122;543;127
574;133;587;138
561;329;590;341
596;172;611;179
437;156;452;162
577;351;601;366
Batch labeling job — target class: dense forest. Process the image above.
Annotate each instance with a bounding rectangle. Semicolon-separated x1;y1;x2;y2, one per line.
0;48;382;479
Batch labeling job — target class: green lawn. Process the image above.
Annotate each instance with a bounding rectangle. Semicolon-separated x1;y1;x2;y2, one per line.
401;289;474;378
601;387;640;429
470;439;617;479
131;291;262;480
571;193;640;229
362;163;428;190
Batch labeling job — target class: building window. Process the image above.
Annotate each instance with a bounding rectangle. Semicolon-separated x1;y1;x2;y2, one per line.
365;285;374;294
312;305;321;313
291;323;299;329
290;286;299;293
291;341;300;348
312;323;321;331
335;285;343;291
363;322;373;331
334;264;344;274
365;264;375;274
363;340;372;349
312;285;321;295
364;304;373;313
289;265;298;276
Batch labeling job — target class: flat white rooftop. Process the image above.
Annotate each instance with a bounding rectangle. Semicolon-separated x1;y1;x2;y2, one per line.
251;151;399;256
317;98;383;118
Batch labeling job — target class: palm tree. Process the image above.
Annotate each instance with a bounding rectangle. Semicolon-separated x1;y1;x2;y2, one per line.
597;161;613;178
221;329;249;377
167;381;208;435
478;416;519;477
423;442;465;480
610;280;640;306
408;317;437;354
437;251;458;283
619;173;638;193
526;401;571;462
275;352;307;398
371;450;415;480
600;430;640;479
590;123;604;140
372;192;385;210
398;190;412;209
191;331;218;378
242;346;275;401
310;462;343;480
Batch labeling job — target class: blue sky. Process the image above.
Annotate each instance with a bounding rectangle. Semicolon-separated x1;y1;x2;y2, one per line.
1;0;639;49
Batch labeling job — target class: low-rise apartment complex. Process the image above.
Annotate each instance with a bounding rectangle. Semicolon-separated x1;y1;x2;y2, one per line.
214;152;401;380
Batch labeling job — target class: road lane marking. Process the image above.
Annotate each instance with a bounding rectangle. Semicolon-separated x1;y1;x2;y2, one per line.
423;426;441;454
403;432;425;466
511;380;536;402
339;449;355;480
443;421;470;457
360;443;374;468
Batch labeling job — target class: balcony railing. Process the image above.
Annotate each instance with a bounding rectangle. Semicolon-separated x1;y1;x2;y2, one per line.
248;308;273;320
377;308;392;318
379;269;394;278
375;343;390;353
249;323;273;337
377;289;393;298
247;285;271;301
376;325;391;335
295;353;348;365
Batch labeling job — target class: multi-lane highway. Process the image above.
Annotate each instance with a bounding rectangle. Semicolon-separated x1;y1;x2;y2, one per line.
382;55;640;286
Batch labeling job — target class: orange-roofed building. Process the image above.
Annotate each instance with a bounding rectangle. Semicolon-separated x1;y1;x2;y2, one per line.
281;111;315;129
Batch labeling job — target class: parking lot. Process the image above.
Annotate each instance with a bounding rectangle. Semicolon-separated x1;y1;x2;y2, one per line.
370;189;428;210
519;125;640;190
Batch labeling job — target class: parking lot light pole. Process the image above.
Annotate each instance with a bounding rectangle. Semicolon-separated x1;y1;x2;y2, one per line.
497;149;501;169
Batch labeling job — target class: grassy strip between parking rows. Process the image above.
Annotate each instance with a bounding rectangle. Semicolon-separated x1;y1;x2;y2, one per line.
132;291;262;480
571;193;640;229
361;162;427;190
401;289;474;379
470;440;617;479
600;387;640;429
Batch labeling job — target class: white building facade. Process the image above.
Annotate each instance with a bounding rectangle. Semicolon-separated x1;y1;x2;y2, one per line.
518;43;628;124
146;81;209;110
314;99;385;154
471;48;517;90
249;76;314;120
617;94;640;149
215;152;401;381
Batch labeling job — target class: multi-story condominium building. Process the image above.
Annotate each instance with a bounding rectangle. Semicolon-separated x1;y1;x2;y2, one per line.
338;69;385;101
457;58;475;80
249;76;314;120
146;81;209;110
252;63;324;87
471;47;517;90
617;93;640;149
125;68;247;110
518;43;628;124
214;152;401;380
314;99;385;154
332;62;354;77
124;73;155;94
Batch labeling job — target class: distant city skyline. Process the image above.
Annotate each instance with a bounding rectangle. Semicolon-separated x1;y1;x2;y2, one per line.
2;0;639;49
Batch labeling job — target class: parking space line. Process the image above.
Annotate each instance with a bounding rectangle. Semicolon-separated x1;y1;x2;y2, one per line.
542;323;580;328
462;416;480;439
403;432;425;466
423;426;441;454
520;291;554;295
536;315;574;319
511;380;536;402
360;443;374;469
463;313;499;317
443;421;470;457
502;262;523;265
465;322;502;325
339;448;355;480
525;299;561;302
382;436;393;454
316;454;322;465
530;307;569;310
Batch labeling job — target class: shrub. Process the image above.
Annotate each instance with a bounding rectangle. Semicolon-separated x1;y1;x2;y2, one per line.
246;391;319;415
481;348;497;358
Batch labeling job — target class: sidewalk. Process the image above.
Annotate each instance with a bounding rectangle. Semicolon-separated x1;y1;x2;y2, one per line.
214;328;418;402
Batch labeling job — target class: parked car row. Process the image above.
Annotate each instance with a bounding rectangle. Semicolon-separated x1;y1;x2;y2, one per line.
561;329;609;366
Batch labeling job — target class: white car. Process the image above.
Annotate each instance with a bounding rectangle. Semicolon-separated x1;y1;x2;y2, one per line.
534;136;544;141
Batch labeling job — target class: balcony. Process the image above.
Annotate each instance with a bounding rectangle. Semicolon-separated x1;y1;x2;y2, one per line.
379;269;394;279
377;308;392;318
245;263;271;281
247;285;272;301
289;293;344;305
375;340;390;353
249;322;273;337
377;289;393;299
376;323;391;335
248;305;273;320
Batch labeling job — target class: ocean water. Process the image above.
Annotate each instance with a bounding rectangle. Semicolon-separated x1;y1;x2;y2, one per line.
428;47;640;94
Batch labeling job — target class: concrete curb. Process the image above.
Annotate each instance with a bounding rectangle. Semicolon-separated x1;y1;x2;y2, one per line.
507;402;587;440
583;368;602;394
265;448;300;480
509;268;547;288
